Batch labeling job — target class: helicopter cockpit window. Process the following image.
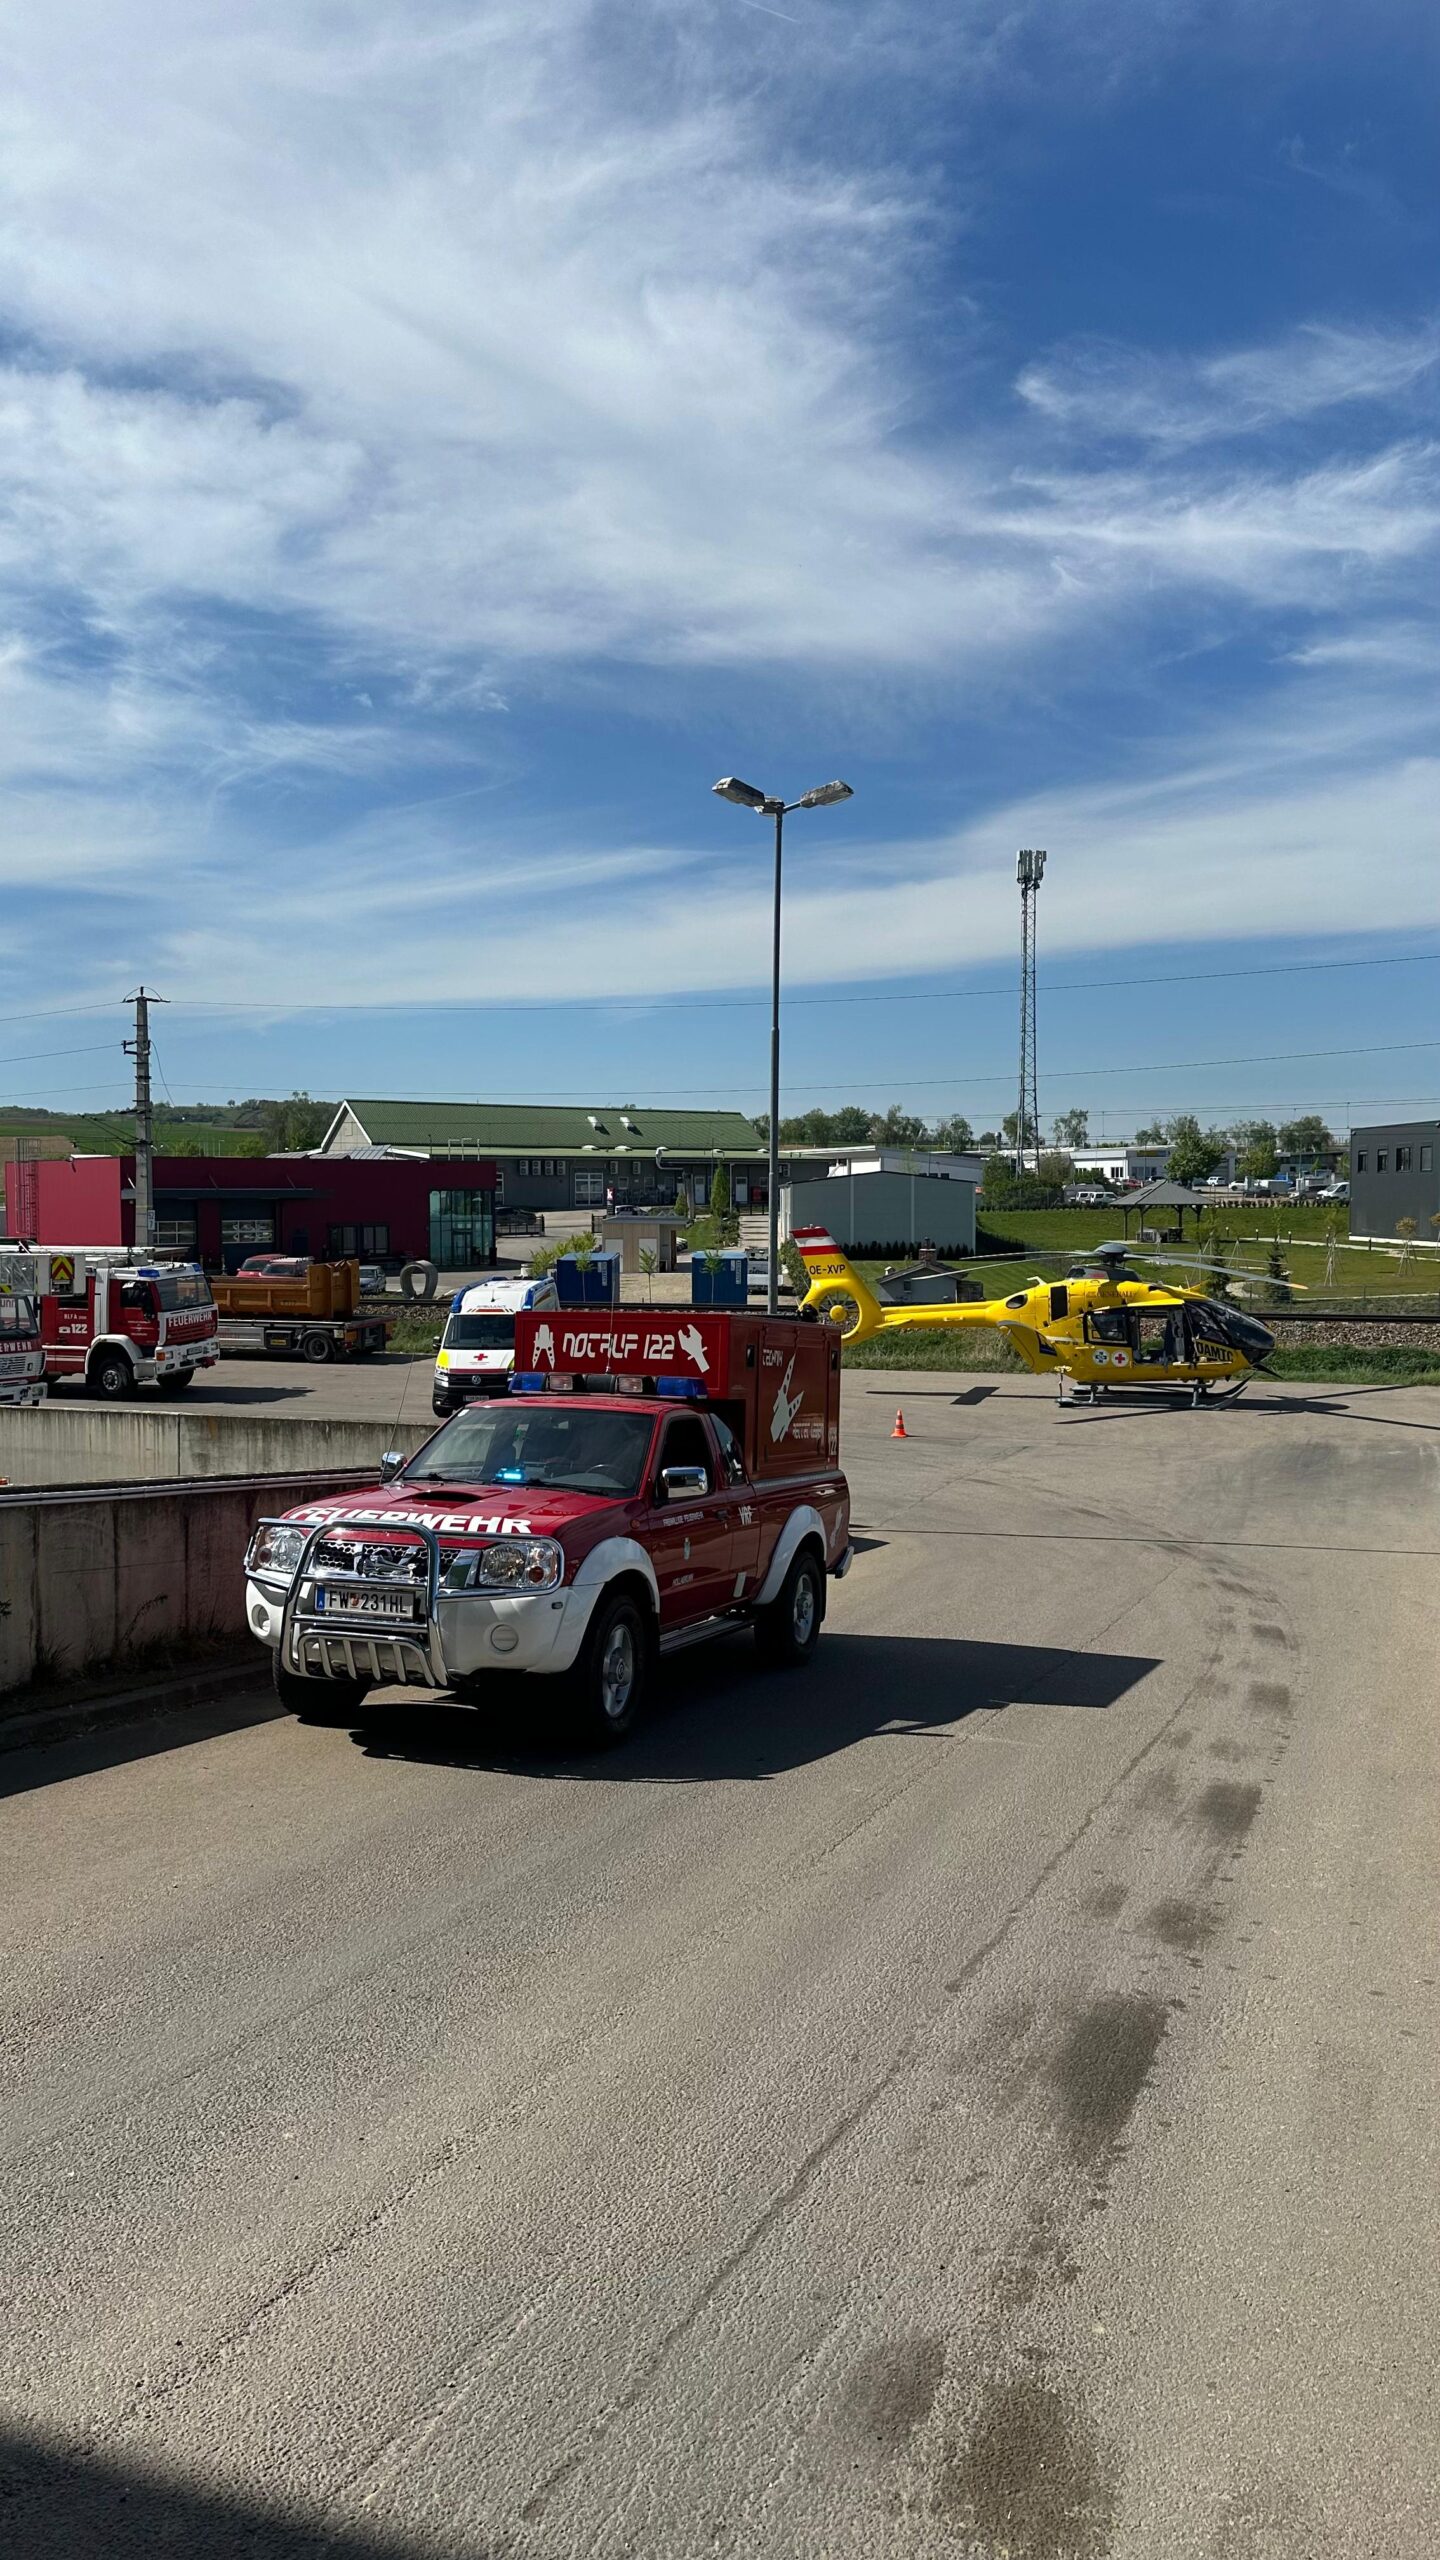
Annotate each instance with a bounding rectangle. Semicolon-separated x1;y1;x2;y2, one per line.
1133;1311;1182;1365
1086;1305;1129;1345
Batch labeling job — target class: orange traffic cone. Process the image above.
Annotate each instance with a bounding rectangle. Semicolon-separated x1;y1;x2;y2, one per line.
891;1408;908;1439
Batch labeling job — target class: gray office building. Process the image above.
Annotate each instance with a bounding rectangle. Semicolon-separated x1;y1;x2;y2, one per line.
1349;1121;1440;1240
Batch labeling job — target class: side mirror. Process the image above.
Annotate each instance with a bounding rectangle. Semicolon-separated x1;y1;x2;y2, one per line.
379;1450;406;1484
660;1463;708;1501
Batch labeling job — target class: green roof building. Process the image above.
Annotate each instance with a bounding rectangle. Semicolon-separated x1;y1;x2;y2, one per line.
320;1098;771;1214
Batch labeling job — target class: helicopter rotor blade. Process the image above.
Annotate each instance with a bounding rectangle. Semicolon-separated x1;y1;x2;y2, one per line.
1121;1247;1310;1293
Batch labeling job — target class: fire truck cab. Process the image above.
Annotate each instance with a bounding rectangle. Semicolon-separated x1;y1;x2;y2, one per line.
27;1250;220;1398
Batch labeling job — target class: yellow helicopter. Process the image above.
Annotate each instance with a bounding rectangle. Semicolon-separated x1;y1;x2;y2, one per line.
792;1226;1292;1406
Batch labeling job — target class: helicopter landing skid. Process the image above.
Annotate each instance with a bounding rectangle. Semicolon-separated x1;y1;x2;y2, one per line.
1059;1372;1253;1413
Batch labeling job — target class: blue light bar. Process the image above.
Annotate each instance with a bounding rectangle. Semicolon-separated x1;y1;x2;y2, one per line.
451;1290;465;1311
510;1371;547;1392
657;1375;705;1398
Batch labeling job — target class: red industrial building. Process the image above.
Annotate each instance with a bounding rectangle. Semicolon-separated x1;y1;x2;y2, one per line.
4;1154;497;1273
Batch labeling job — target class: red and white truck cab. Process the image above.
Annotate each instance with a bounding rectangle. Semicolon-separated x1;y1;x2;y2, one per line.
26;1251;219;1398
0;1266;45;1406
245;1306;851;1745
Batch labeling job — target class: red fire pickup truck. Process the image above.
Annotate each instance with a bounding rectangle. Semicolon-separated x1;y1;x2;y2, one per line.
245;1307;851;1745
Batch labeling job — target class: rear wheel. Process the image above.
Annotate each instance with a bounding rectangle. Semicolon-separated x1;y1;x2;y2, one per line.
271;1652;371;1725
90;1350;135;1401
755;1548;824;1669
302;1332;334;1364
565;1593;650;1747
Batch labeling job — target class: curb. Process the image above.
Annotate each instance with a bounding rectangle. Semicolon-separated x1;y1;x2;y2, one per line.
0;1652;273;1759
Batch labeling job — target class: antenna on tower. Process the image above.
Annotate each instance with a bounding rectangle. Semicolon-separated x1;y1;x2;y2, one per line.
1015;849;1046;1176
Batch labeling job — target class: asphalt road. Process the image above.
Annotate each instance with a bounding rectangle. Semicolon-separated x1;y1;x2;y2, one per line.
3;1375;1437;2557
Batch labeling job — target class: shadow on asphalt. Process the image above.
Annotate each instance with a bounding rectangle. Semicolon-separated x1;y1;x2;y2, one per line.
352;1630;1161;1785
0;2429;447;2560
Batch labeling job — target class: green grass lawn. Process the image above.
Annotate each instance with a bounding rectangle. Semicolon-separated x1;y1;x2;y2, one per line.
955;1210;1440;1309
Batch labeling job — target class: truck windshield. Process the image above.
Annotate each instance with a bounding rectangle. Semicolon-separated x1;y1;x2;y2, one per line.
408;1405;654;1496
0;1294;37;1338
153;1274;214;1311
443;1313;517;1350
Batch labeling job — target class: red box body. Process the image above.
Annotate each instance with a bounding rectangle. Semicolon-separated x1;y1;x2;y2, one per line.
512;1305;841;1480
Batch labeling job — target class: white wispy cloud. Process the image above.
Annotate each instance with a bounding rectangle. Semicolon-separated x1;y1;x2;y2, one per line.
0;0;1435;1034
1017;322;1440;446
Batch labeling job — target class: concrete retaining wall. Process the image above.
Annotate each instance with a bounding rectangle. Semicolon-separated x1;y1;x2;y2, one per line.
0;1407;433;1489
0;1470;376;1701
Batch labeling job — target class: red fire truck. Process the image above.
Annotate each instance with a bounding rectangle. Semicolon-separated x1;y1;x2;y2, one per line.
0;1258;45;1406
26;1250;220;1398
245;1305;851;1746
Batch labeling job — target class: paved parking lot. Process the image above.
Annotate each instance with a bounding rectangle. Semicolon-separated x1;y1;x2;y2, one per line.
3;1373;1438;2555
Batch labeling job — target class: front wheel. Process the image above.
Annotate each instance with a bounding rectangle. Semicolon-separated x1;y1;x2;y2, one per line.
157;1367;196;1394
565;1593;650;1747
271;1652;371;1725
90;1350;136;1401
755;1549;824;1669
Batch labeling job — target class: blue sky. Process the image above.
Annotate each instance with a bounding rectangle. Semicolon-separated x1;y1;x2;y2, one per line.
1;0;1437;1137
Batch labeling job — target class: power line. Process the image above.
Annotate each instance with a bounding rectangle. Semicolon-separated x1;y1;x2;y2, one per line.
1;944;1439;1033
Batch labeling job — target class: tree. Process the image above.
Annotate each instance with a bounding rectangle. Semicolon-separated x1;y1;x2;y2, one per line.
1052;1108;1090;1148
1277;1114;1332;1160
1264;1232;1292;1304
1231;1119;1279;1182
868;1104;929;1148
977;1130;999;1150
672;1184;691;1222
638;1244;658;1303
1134;1122;1167;1145
1037;1151;1074;1187
1164;1114;1227;1187
930;1112;975;1153
1395;1214;1418;1277
707;1162;739;1245
981;1152;1017;1200
259;1091;333;1152
1001;1109;1039;1150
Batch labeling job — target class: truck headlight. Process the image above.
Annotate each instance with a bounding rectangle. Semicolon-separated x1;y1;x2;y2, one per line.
246;1522;307;1580
446;1539;563;1593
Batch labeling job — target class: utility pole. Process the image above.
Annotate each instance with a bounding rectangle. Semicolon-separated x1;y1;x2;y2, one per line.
1015;849;1046;1175
124;988;166;1254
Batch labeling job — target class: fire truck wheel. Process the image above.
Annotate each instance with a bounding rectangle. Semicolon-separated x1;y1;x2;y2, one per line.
271;1654;371;1724
90;1350;136;1401
755;1547;824;1668
157;1368;196;1394
566;1591;650;1746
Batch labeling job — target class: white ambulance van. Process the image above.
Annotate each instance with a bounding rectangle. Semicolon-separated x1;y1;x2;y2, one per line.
432;1274;561;1417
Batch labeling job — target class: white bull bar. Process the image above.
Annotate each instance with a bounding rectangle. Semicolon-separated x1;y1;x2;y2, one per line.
273;1518;450;1691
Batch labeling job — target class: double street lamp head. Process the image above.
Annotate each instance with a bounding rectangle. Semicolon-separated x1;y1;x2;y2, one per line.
712;776;854;815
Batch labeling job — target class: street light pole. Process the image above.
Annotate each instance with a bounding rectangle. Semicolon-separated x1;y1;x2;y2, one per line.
767;798;784;1314
712;776;854;1313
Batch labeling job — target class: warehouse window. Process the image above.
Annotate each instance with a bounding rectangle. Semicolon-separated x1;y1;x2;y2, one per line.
328;1224;390;1258
1355;1152;1366;1173
222;1214;274;1249
573;1168;604;1205
153;1214;197;1250
1395;1145;1412;1172
1376;1151;1388;1173
1422;1146;1433;1173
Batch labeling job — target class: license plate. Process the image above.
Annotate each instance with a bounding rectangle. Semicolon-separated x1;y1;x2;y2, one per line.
315;1587;421;1622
